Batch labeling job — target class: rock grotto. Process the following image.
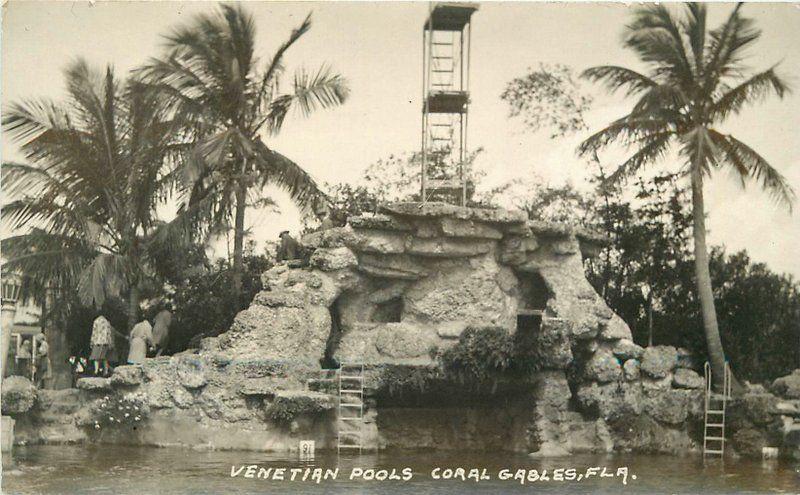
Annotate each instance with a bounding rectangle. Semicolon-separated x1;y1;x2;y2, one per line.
3;202;799;458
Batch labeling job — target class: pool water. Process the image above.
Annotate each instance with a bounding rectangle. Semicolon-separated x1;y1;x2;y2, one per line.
2;445;799;494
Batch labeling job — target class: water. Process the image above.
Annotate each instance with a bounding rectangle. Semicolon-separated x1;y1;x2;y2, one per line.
2;445;799;494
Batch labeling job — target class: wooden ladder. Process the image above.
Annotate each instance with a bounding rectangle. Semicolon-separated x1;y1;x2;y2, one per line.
703;361;732;457
337;363;365;454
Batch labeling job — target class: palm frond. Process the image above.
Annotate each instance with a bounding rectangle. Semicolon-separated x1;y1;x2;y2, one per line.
624;4;693;83
2;162;67;199
251;137;327;215
257;13;313;109
2;197;95;238
630;84;689;120
1;230;96;302
581;65;657;97
76;253;129;307
219;3;256;78
64;59;119;169
186;128;234;182
578;115;673;157
163;175;235;248
709;130;795;209
703;5;761;92
710;65;789;121
680;126;720;177
2;98;69;143
604;132;674;186
266;65;349;134
684;3;707;75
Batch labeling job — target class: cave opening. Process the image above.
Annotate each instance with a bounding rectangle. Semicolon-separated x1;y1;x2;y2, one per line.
515;271;551;337
321;295;344;369
371;296;404;323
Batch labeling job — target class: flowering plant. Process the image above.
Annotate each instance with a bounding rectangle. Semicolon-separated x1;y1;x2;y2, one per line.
88;392;150;431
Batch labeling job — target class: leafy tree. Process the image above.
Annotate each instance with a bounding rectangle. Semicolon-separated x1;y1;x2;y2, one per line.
652;248;800;382
584;170;694;348
507;168;799;383
325;183;382;225
705;251;800;382
158;242;271;353
482;177;593;225
581;169;798;383
143;4;349;306
324;148;486;223
501;63;593;138
2;59;187;331
578;3;794;388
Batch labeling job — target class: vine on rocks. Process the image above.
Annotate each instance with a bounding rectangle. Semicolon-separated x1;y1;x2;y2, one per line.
436;326;540;387
265;394;332;424
373;365;443;397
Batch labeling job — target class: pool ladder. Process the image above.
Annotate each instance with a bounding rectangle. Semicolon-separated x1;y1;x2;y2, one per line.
703;361;732;457
337;363;365;454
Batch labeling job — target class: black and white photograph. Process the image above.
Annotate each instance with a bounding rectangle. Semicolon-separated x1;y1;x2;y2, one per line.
1;1;799;494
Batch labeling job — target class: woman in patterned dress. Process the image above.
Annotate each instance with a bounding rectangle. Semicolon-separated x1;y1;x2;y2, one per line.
89;315;115;376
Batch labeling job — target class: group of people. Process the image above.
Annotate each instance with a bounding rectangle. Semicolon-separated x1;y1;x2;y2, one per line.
86;308;172;377
15;334;50;388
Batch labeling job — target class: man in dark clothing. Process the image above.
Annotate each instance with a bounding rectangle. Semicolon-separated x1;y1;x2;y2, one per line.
319;210;336;231
276;231;302;262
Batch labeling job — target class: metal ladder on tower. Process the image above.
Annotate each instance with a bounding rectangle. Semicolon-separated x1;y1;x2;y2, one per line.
337;363;365;454
431;31;456;91
703;361;732;457
425;30;464;197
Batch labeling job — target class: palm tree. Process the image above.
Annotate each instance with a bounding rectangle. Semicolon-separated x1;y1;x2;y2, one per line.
579;4;794;388
2;59;188;332
142;4;349;304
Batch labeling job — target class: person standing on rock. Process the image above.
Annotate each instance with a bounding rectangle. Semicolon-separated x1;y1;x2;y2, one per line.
276;231;301;262
89;316;116;376
34;334;51;389
127;320;154;364
152;307;172;357
17;338;33;378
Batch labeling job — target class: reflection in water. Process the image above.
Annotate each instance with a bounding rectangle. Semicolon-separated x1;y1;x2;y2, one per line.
2;445;799;494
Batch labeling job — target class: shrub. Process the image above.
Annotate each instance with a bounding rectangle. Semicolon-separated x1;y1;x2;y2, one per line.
87;392;150;432
438;326;539;384
166;253;272;353
265;392;333;424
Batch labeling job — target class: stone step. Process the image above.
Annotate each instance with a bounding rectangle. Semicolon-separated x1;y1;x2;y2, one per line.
36;414;78;426
772;401;800;417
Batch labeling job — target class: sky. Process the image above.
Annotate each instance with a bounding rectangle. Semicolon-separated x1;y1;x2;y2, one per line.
2;1;799;277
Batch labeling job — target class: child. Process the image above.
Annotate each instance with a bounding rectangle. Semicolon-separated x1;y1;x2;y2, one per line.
68;356;90;387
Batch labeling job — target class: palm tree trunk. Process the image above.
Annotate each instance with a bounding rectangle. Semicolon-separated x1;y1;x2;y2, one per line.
128;284;140;332
690;171;728;390
232;178;247;306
